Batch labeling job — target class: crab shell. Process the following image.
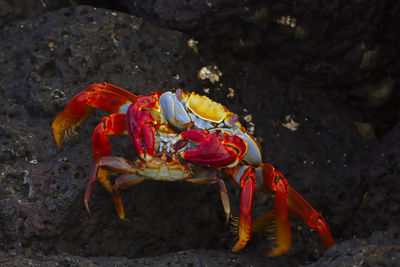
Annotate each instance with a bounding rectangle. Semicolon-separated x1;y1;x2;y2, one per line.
158;89;262;167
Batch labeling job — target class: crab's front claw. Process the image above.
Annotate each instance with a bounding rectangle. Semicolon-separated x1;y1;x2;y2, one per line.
180;129;246;168
126;95;160;160
52;83;136;149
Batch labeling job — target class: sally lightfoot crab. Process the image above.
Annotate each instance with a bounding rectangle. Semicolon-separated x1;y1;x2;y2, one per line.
52;83;335;257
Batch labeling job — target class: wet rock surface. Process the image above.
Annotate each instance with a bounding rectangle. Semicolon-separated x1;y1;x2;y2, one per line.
0;1;399;267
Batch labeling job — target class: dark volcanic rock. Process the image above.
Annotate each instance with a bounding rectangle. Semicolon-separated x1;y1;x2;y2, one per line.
114;0;400;135
307;229;400;267
0;2;399;267
118;0;249;31
0;249;251;267
0;4;219;258
0;0;70;29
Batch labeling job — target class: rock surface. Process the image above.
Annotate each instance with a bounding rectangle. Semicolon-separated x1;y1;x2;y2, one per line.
0;1;399;267
308;229;400;267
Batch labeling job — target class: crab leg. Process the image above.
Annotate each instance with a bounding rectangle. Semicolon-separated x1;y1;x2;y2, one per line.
112;173;145;220
84;156;139;214
253;163;334;257
52;83;136;149
92;113;127;162
227;166;256;252
286;185;335;250
186;169;231;223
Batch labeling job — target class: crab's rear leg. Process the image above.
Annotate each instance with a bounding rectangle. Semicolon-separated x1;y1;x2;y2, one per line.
112;173;145;220
286;184;335;250
52;83;136;149
84;156;144;220
253;164;335;257
185;169;231;223
226;166;257;252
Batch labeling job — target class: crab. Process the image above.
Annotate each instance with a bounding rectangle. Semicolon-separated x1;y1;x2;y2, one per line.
52;83;335;257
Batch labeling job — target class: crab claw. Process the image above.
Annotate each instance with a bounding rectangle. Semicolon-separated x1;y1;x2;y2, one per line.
180;129;247;168
126;95;160;160
52;83;136;149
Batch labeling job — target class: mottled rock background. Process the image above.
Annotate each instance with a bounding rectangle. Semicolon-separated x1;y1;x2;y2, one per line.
0;0;399;266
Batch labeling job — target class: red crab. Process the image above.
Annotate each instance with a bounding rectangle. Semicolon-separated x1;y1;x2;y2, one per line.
52;83;335;257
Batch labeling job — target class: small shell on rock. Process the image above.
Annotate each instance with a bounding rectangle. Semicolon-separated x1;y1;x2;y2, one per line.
282;115;301;131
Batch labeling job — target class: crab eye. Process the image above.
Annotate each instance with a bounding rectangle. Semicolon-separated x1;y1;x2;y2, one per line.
228;114;238;125
176;89;183;101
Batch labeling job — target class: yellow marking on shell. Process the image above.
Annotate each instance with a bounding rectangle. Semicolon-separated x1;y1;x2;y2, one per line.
187;93;229;123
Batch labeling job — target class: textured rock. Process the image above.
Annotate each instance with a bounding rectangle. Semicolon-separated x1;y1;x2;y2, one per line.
0;0;70;29
0;249;251;267
115;0;400;135
0;2;399;266
307;229;400;267
0;4;219;258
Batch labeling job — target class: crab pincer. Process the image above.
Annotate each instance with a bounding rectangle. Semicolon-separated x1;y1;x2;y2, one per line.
180;129;247;168
126;93;162;160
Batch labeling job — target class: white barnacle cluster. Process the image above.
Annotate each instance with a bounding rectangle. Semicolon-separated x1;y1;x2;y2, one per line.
243;111;255;135
276;15;297;28
197;66;223;84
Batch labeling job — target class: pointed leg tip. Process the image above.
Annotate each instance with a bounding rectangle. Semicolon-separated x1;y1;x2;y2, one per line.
84;201;91;214
225;213;231;224
231;241;246;253
53;133;63;150
121;217;131;223
266;246;290;258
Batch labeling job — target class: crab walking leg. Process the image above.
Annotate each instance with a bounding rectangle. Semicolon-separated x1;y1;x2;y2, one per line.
112;173;145;220
186;170;231;223
250;164;292;257
253;163;334;257
286;185;335;250
92;113;127;162
52;83;136;149
231;167;256;252
84;156;138;213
